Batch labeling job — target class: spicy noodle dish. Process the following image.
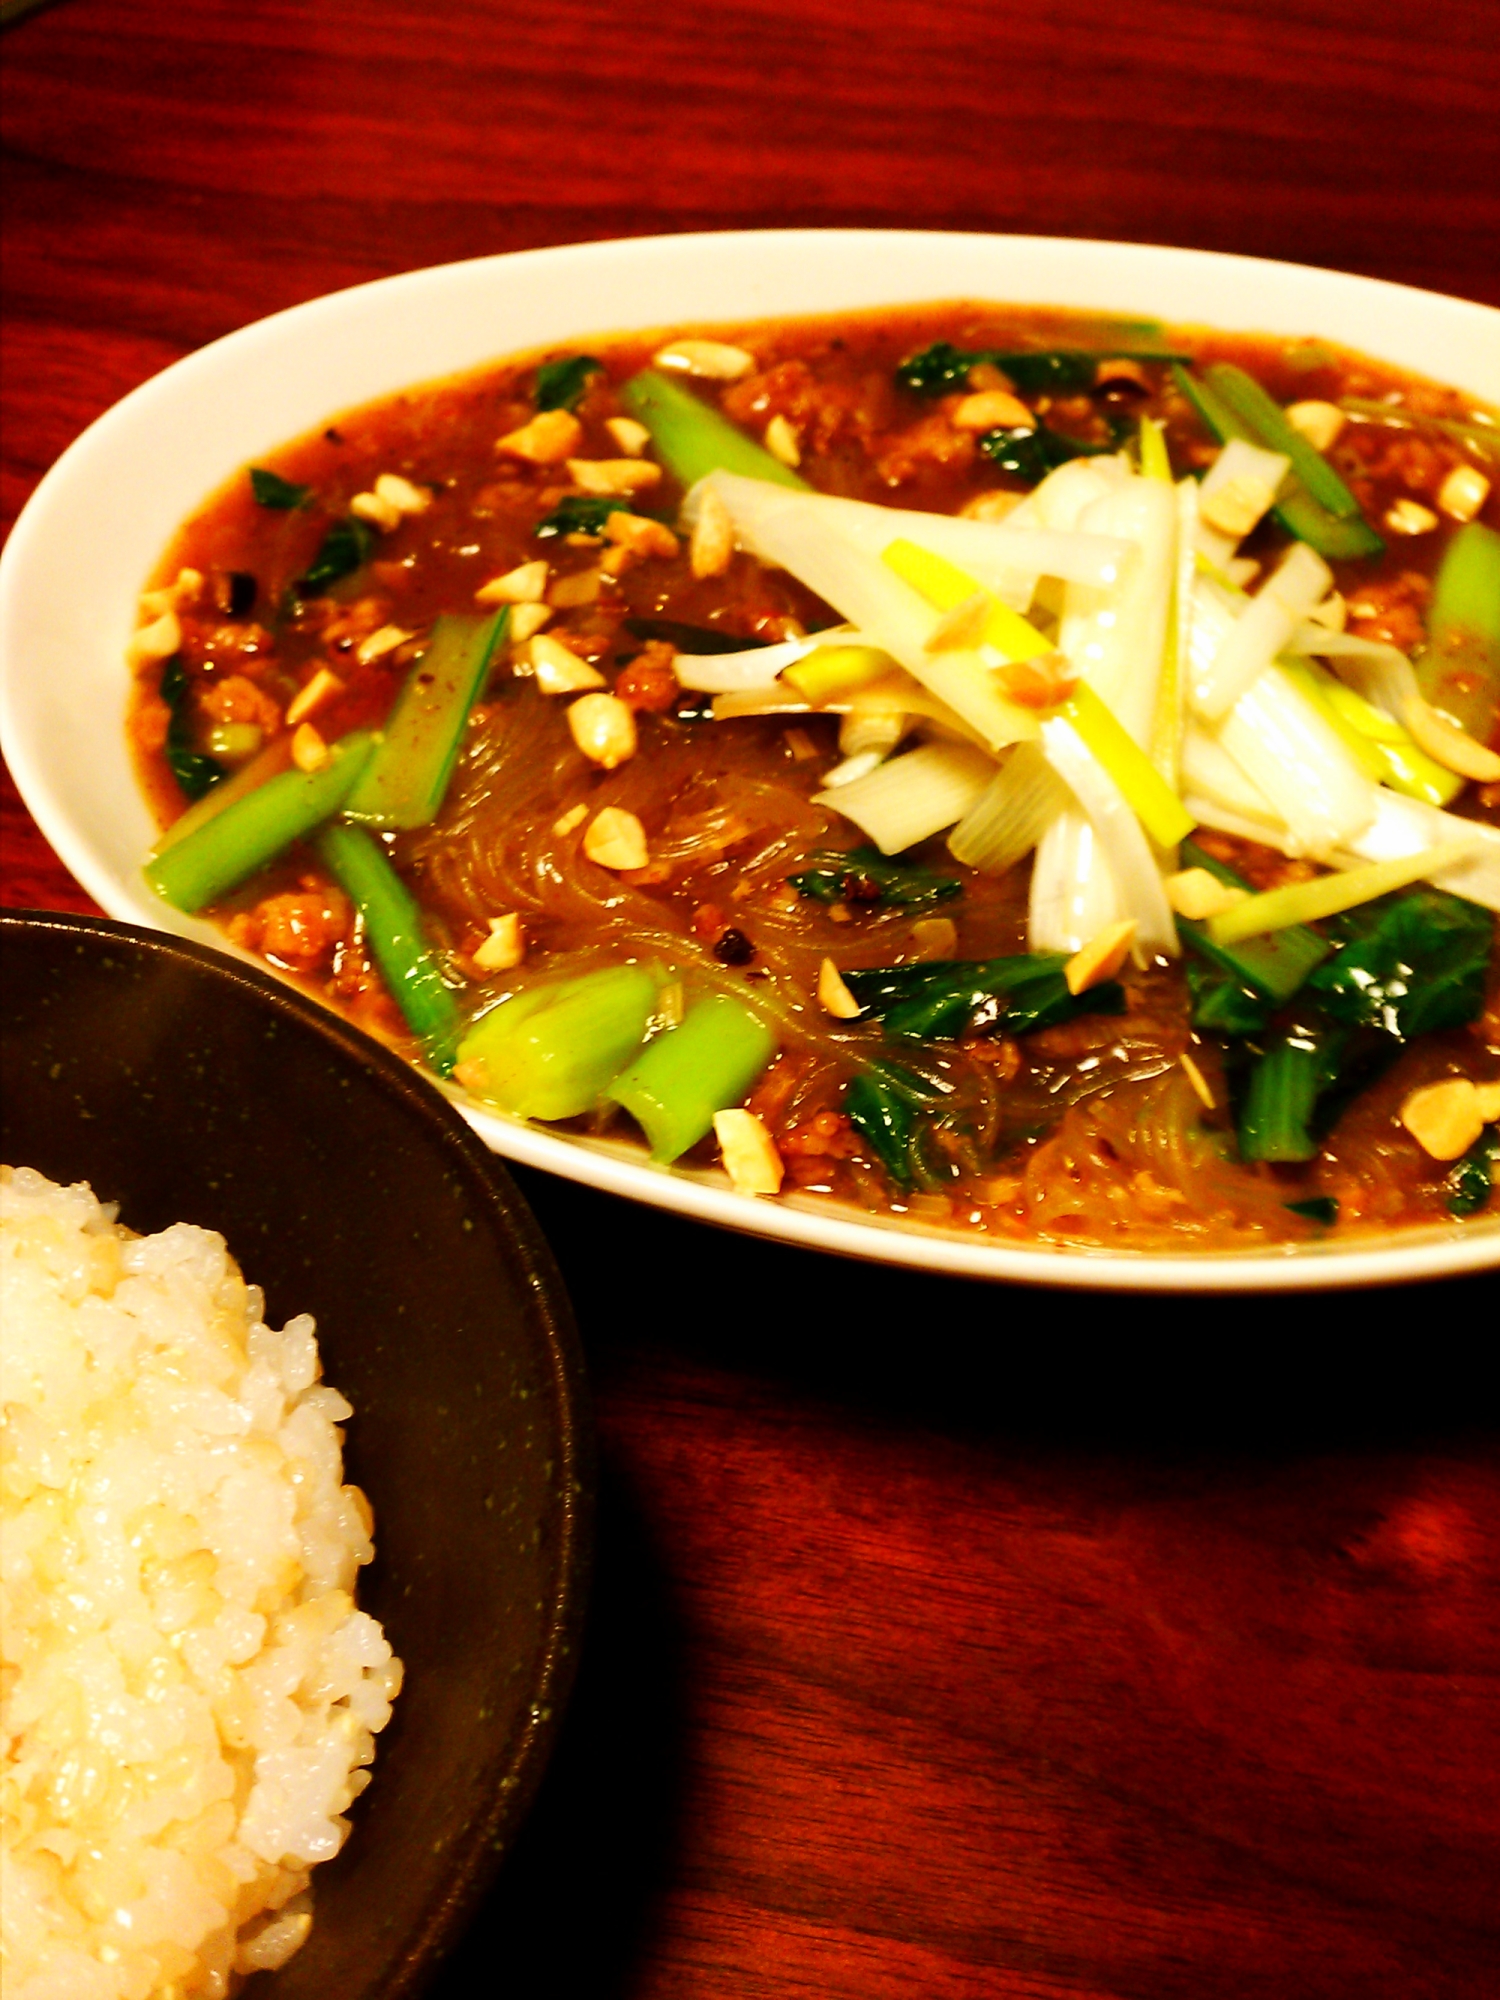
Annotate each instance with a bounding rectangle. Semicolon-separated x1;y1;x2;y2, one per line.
125;303;1500;1252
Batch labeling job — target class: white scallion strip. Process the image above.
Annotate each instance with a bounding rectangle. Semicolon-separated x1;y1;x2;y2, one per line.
1058;477;1176;745
1194;437;1290;566
673;627;867;692
1001;454;1134;535
1214;665;1379;857
691;475;1040;750
1191;543;1332;723
813;740;996;854
1184;795;1299;852
948;741;1070;875
1266;541;1334;616
1038;717;1178;956
1154;477;1201;788
1193;589;1297;721
1180;723;1288;834
1029;808;1125;954
838;709;908;759
1337;790;1500;913
822;749;889;788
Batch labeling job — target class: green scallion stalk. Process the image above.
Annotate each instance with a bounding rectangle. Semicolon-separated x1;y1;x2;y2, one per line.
1418;522;1500;742
1177;839;1330;1016
1279;661;1462;808
343;611;507;829
313;822;461;1071
150;734;295;856
1172;365;1384;561
145;731;376;913
1060;682;1196;847
606;992;776;1161
454;965;659;1118
781;644;895;704
1204;363;1364;519
1206;842;1478;946
1138;413;1173;483
880;538;1053;661
619;370;810;491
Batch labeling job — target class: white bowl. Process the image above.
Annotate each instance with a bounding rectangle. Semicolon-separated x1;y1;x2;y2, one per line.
4;229;1498;1291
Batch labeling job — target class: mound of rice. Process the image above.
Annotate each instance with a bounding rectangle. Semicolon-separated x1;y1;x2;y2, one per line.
1;1167;403;1998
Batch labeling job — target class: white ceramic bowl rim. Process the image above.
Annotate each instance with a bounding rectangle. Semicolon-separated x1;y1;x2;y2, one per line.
4;228;1498;1291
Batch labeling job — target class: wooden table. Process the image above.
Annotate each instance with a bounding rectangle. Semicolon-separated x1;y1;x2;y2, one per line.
4;3;1498;1992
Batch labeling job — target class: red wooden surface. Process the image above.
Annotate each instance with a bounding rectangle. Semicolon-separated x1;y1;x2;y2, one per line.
3;3;1498;1993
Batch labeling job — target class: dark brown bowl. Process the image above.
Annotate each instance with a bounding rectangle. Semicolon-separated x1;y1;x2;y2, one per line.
0;910;592;1997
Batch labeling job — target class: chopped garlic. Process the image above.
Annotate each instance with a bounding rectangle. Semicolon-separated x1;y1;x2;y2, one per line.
1065;918;1136;995
1165;868;1249;921
605;416;651;456
291;723;329;772
566;458;663;496
567;692;637;769
1399;1078;1488;1161
713;1109;784;1195
527;633;606;695
1284;401;1345;452
763;414;802;466
1384;497;1438;536
817;957;862;1020
653;340;755;381
1437;464;1490;523
583;806;649;871
285;666;344;725
496;410;582;463
473;913;525;972
476;559;550;604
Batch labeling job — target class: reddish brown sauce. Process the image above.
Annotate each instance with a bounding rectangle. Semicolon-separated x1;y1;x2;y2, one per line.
130;304;1500;1249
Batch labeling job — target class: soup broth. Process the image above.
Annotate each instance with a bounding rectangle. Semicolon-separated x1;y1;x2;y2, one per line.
129;305;1500;1250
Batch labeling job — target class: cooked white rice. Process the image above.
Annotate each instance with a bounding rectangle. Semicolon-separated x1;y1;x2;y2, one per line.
0;1167;403;1998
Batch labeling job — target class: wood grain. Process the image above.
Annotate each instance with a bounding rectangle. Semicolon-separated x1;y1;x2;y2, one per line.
3;1;1498;1992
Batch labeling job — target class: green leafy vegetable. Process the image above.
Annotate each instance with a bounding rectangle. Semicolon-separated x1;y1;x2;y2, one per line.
788;845;963;912
895;342;1183;399
456;965;659;1119
535;495;635;540
606;993;776;1161
843;1062;947;1187
249;467;310;510
160;655;226;803
1285;1196;1339;1226
1306;888;1492;1039
342;610;507;830
535;354;605;411
1177;840;1330;1032
977;424;1111;483
1235;1031;1348;1163
145;731;376;913
1446;1129;1500;1217
299;517;375;595
313;823;461;1072
840;953;1124;1042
